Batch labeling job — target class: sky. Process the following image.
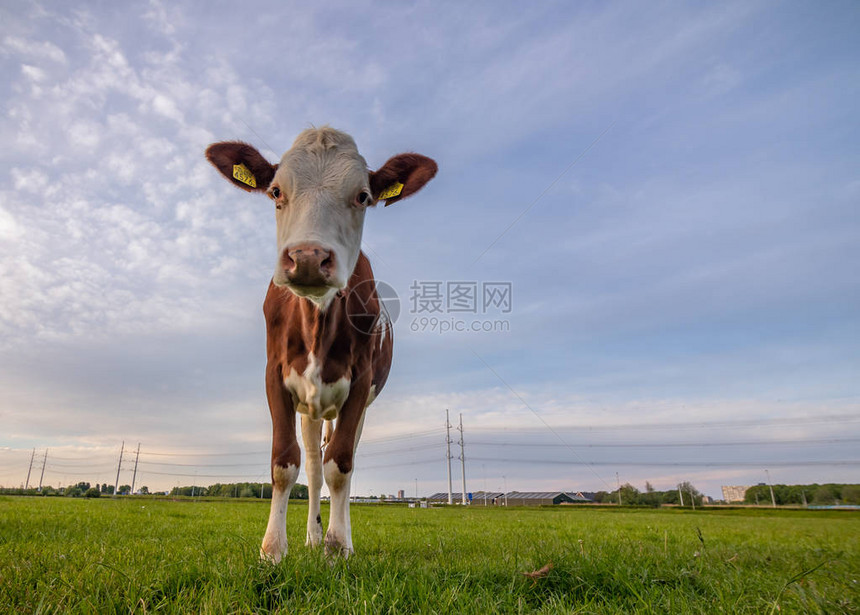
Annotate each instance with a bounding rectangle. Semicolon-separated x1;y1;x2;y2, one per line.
1;1;858;500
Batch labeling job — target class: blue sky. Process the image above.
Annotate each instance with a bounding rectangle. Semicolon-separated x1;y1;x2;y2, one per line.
1;1;858;499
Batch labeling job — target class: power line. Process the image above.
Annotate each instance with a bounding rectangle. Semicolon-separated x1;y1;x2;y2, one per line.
356;443;441;458
22;433;856;468
137;469;275;479
135;460;264;468
469;457;860;468
362;429;443;445
139;450;268;457
474;413;860;433
467;437;860;449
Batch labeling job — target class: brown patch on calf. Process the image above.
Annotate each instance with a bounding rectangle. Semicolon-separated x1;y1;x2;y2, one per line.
370;153;438;206
264;253;391;477
205;141;277;192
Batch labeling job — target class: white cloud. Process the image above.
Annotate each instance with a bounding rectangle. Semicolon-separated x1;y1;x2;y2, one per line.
10;167;48;192
0;207;22;239
0;9;282;349
20;63;47;82
2;36;67;64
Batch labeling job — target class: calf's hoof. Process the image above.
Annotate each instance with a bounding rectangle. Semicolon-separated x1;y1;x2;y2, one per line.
324;533;353;559
260;538;287;564
306;515;324;547
305;528;322;547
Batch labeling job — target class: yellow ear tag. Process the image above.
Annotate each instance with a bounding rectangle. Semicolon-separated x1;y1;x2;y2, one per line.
232;163;257;188
378;182;403;200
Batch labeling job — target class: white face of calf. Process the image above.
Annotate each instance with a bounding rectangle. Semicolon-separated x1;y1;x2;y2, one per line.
205;126;437;308
267;129;371;304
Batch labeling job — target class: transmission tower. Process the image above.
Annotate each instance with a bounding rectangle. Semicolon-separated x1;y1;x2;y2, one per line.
38;449;48;492
130;443;141;495
458;413;467;505
25;448;35;489
445;410;453;505
114;441;124;496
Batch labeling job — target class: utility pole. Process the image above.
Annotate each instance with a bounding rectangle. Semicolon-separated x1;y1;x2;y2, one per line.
801;490;808;507
38;449;48;492
415;477;418;499
114;441;124;496
458;413;467;505
445;409;453;505
765;469;776;508
678;484;685;507
25;448;35;489
616;472;622;506
689;486;696;510
130;443;141;495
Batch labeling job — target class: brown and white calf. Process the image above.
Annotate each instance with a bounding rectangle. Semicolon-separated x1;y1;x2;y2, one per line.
205;127;436;561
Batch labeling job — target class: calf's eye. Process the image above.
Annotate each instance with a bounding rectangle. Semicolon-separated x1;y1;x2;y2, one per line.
271;187;281;199
357;191;371;206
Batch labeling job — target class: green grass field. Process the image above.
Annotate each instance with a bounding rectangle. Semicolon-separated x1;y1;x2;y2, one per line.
1;496;857;614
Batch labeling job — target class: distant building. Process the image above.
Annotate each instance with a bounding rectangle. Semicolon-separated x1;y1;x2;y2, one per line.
471;491;504;505
397;490;405;499
425;491;503;505
721;485;749;503
506;491;589;506
426;492;460;504
425;490;594;506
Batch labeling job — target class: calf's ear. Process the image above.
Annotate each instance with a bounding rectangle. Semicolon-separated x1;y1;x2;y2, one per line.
205;141;277;193
370;153;437;206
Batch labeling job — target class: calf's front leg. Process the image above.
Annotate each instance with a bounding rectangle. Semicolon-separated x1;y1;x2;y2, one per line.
301;415;324;547
261;366;300;563
323;376;370;557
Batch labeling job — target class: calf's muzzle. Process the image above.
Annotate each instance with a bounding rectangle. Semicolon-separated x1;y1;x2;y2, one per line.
282;244;335;288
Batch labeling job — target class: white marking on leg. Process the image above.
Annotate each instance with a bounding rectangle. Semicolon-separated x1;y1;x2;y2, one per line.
323;411;366;557
301;415;324;547
323;458;353;557
261;463;298;563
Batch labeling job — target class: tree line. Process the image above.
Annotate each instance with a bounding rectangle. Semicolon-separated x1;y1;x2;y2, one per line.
0;482;146;497
743;483;859;506
0;481;308;499
168;482;308;499
589;481;705;507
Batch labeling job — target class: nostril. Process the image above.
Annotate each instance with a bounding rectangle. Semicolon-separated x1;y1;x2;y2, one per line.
281;252;296;271
283;243;334;284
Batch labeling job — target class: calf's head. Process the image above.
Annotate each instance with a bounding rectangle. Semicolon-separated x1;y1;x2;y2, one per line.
206;127;436;305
